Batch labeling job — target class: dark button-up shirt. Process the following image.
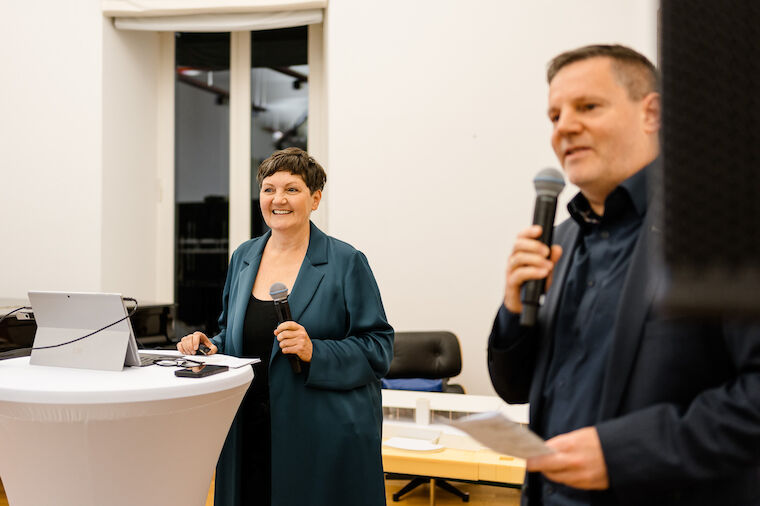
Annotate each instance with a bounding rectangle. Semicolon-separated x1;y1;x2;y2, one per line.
540;166;649;506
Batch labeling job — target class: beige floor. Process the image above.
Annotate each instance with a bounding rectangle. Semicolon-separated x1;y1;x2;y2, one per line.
207;478;521;506
385;479;521;506
1;476;521;506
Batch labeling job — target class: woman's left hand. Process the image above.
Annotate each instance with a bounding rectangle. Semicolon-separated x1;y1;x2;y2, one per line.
274;321;313;362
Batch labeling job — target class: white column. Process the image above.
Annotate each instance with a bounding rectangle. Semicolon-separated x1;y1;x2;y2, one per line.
308;23;328;232
229;31;252;256
156;31;175;302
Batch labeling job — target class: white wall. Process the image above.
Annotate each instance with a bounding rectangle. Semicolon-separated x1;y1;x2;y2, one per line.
323;0;659;394
1;0;104;297
0;2;163;302
101;23;161;301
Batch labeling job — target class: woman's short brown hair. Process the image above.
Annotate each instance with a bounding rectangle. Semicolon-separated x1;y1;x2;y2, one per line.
256;147;327;194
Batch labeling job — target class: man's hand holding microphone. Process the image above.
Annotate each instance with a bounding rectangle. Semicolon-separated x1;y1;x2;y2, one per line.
504;224;563;314
507;168;565;325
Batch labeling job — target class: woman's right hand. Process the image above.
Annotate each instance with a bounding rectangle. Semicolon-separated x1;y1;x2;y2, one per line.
177;331;218;356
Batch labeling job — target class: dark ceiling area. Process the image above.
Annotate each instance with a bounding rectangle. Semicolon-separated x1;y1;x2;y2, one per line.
175;26;308;70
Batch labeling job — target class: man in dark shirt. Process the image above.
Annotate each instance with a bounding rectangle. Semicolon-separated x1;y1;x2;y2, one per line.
488;44;760;506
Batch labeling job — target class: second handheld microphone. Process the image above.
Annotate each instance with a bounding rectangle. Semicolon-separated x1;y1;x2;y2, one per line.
269;282;302;374
520;168;565;327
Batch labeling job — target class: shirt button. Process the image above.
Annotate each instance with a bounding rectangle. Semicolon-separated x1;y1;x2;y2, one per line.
600;230;610;238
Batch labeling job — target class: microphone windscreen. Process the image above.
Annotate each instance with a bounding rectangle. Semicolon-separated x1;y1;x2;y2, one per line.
269;282;289;301
533;168;565;197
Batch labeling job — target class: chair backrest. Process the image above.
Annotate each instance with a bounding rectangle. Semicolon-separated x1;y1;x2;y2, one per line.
385;331;462;380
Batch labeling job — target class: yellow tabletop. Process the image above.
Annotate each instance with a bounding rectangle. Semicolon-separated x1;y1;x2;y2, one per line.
382;435;525;485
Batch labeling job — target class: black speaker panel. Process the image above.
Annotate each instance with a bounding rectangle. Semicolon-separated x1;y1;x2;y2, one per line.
660;0;760;316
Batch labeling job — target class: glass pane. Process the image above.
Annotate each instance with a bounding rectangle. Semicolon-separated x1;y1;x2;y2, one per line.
250;27;309;238
174;32;230;338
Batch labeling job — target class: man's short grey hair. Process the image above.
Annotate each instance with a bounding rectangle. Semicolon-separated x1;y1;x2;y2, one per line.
547;44;659;100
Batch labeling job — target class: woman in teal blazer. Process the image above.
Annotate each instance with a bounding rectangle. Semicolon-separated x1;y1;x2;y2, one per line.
178;148;394;506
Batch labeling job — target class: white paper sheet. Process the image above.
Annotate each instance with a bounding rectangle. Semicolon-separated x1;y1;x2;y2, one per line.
450;410;554;459
182;354;260;369
383;437;444;452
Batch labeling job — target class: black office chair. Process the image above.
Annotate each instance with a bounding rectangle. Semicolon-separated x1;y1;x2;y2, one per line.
384;331;469;502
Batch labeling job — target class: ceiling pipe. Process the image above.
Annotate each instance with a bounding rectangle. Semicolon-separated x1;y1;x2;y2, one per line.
176;71;267;112
269;66;308;89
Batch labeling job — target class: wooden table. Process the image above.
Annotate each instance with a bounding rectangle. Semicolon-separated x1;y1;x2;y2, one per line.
382;419;526;505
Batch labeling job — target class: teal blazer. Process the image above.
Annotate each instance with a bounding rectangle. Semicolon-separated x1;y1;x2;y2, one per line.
212;222;394;506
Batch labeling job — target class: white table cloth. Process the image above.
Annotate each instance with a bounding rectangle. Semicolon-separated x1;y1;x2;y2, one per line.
0;356;253;506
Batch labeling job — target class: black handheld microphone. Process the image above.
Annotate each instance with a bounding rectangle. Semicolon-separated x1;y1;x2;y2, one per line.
520;168;565;327
269;282;302;374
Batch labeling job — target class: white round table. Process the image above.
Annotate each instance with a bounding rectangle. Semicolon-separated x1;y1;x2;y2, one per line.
0;356;253;506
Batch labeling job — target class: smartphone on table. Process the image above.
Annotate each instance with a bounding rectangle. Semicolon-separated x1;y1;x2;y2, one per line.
175;364;229;378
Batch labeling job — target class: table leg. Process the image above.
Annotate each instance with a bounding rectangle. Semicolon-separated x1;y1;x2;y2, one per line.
429;478;436;506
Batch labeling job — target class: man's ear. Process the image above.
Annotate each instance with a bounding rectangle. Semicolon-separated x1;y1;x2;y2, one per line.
641;91;661;134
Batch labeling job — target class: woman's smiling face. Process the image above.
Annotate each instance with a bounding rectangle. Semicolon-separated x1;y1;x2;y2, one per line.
259;171;321;233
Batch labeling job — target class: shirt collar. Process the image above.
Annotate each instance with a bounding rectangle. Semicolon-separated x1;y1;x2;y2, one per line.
567;159;655;228
619;159;652;217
